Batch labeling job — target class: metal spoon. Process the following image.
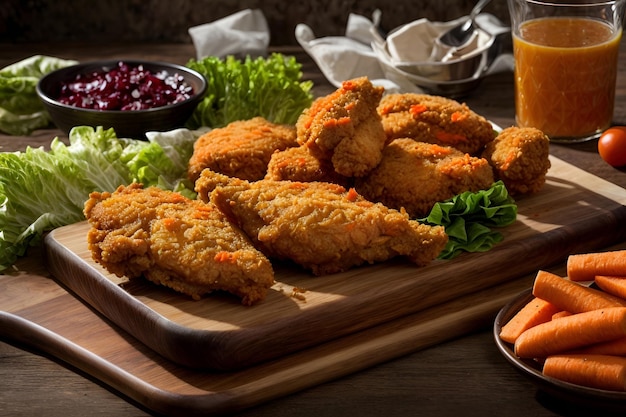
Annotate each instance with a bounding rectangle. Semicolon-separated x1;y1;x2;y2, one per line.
438;0;492;47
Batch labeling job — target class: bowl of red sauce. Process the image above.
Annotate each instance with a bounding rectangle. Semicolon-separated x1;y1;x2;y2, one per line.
37;60;207;138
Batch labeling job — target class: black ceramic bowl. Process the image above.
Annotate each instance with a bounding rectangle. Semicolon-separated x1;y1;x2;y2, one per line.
37;60;207;138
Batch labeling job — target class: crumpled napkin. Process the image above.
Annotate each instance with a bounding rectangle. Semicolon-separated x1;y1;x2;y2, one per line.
384;17;490;63
188;9;270;59
296;11;513;94
295;11;419;93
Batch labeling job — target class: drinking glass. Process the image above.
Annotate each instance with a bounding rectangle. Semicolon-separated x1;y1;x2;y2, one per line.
508;0;625;143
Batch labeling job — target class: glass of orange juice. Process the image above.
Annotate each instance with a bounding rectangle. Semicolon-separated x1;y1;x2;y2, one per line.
508;0;625;143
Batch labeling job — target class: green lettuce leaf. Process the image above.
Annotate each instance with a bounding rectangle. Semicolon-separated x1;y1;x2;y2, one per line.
0;125;200;272
419;181;518;259
0;55;78;135
186;53;314;128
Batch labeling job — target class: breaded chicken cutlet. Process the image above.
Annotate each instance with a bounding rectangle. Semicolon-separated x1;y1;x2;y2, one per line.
187;117;297;182
296;76;387;177
265;145;351;186
195;169;448;276
355;139;495;218
84;183;274;306
377;93;496;155
482;126;551;195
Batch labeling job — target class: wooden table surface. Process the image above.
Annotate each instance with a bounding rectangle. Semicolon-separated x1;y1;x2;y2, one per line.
1;41;626;417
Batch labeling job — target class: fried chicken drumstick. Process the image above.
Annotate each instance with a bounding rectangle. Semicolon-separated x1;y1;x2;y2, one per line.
84;183;275;305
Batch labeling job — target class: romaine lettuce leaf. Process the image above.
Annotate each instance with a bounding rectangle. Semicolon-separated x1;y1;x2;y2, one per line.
419;181;518;259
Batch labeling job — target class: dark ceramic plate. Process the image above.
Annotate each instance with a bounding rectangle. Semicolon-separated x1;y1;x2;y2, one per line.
493;288;626;412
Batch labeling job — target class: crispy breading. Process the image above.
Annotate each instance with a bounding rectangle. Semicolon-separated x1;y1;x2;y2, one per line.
296;77;387;177
265;145;351;186
482;126;551;195
377;93;496;155
355;139;495;218
83;183;274;305
187;117;297;182
195;170;448;275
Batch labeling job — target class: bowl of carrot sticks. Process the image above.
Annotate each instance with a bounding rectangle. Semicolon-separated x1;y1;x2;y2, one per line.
494;249;626;411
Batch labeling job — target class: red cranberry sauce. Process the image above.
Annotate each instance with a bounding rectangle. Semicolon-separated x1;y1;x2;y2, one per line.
57;62;194;111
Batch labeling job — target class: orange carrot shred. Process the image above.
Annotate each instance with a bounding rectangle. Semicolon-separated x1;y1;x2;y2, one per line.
435;130;468;143
346;187;359;202
214;251;238;263
162;218;178;230
409;104;427;117
450;111;467;122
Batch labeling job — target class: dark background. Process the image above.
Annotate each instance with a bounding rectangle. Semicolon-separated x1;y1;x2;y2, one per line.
0;0;510;45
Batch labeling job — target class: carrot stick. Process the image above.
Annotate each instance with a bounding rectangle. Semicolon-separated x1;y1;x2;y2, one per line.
571;336;626;356
543;354;626;391
567;250;626;282
500;297;561;344
551;311;572;320
595;275;626;300
532;270;626;313
514;307;626;358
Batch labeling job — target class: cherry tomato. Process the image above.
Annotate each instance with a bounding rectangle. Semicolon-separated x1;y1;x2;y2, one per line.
598;127;626;167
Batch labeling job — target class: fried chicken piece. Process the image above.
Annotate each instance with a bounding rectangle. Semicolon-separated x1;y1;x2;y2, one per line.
83;183;274;305
265;145;351;186
355;139;495;218
377;93;496;155
296;77;387;177
482;126;551;195
187;117;297;182
195;169;448;276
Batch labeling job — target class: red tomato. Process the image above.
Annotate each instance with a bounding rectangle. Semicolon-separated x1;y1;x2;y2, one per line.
598;127;626;167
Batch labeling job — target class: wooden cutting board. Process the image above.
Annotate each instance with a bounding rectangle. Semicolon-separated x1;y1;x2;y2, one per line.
42;155;626;372
0;155;625;415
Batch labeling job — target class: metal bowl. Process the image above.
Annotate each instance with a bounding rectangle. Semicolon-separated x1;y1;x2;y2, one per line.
372;25;506;97
391;29;496;81
37;60;207;139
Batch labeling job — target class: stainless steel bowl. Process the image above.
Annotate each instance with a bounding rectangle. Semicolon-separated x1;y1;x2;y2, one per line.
372;24;507;97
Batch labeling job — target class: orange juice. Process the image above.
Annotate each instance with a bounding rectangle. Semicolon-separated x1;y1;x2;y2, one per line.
513;17;621;140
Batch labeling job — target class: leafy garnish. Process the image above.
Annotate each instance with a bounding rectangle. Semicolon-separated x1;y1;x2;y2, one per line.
0;126;198;272
419;181;517;259
0;55;78;135
185;53;314;128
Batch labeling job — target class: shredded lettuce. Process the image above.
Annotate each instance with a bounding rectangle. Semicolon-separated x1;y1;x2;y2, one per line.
0;125;199;272
419;181;518;259
185;53;314;128
0;55;78;135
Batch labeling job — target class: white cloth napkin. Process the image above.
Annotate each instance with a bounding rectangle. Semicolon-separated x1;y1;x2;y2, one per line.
295;11;419;93
188;9;270;59
296;11;513;94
